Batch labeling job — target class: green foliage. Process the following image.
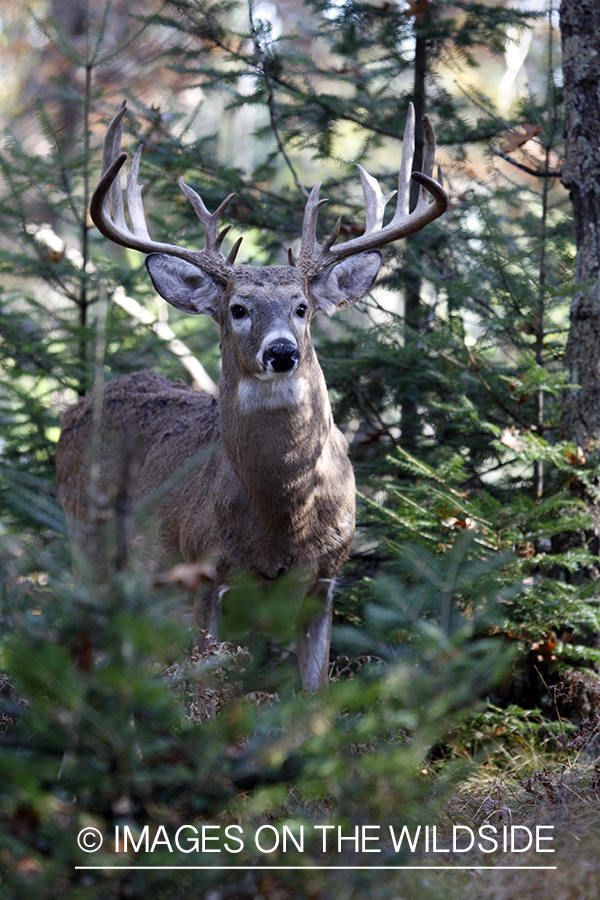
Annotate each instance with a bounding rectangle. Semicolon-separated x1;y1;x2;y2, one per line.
0;524;513;898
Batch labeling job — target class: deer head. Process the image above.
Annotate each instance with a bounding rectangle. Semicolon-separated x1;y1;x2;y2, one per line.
90;101;448;378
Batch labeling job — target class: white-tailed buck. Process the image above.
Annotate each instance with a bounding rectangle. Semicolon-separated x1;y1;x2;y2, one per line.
56;101;448;691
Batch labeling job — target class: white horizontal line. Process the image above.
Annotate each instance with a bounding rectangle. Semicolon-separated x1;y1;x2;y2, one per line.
75;865;558;871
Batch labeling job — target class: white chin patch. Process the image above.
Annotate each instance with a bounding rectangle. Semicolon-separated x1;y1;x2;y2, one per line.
237;376;307;412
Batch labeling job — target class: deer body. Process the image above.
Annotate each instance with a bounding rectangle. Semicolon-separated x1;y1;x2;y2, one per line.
56;102;448;691
58;262;373;689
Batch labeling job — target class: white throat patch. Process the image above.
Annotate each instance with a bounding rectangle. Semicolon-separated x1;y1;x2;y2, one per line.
237;376;307;412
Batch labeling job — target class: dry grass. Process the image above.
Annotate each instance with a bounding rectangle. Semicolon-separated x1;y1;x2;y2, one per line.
424;744;600;899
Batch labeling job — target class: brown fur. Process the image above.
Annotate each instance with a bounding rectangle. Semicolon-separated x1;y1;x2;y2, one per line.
72;103;447;691
56;262;376;691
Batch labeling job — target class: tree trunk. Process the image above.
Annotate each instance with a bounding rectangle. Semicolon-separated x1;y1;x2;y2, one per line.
560;0;600;447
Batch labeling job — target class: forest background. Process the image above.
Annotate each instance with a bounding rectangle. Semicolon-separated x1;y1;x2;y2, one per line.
0;0;600;898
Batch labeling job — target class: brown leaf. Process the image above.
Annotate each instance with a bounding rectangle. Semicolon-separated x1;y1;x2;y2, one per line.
156;561;216;592
500;124;542;153
522;122;543;138
565;447;586;466
516;541;535;560
531;632;557;662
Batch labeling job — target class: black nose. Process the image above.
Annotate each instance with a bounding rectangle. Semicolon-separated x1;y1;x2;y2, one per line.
263;341;300;373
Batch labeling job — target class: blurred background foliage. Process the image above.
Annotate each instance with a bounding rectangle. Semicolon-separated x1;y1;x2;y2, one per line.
1;0;600;897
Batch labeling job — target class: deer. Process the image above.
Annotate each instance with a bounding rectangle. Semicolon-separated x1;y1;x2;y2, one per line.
56;101;448;692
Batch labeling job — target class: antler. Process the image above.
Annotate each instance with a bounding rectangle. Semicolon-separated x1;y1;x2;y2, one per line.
89;101;242;284
296;104;449;278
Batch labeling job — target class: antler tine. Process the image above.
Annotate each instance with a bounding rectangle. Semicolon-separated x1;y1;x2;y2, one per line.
90;102;237;284
357;165;396;235
300;184;326;247
102;100;126;173
297;184;338;274
396;102;415;218
178;179;237;255
228;237;243;264
127;145;151;240
296;105;449;277
413;114;437;211
103;100;128;233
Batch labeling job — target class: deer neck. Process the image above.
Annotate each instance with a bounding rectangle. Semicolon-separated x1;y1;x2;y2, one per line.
218;345;335;512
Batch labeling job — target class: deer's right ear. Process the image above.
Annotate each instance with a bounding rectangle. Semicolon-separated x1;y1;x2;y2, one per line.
146;254;223;316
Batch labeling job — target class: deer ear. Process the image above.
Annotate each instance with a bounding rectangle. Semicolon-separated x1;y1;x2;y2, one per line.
146;253;223;316
309;251;381;315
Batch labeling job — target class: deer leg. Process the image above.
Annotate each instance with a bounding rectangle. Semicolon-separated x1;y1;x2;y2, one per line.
194;582;225;648
188;583;226;721
296;578;334;692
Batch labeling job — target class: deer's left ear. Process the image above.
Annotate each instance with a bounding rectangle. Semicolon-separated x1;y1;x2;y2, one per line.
309;251;381;315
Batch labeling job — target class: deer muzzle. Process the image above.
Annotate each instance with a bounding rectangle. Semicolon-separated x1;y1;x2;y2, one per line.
263;341;300;373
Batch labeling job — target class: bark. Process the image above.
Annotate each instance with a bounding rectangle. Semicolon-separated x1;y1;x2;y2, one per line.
560;0;600;447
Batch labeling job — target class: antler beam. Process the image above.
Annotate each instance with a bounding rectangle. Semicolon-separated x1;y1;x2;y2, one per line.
89;101;238;283
297;104;449;278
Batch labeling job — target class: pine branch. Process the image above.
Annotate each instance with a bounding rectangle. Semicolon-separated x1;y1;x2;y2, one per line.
248;0;309;198
489;143;562;178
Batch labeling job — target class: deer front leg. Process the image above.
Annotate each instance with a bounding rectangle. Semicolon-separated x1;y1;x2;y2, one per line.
296;578;334;692
194;580;225;648
190;581;226;721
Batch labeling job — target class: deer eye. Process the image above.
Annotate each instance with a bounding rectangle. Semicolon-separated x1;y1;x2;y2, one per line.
230;304;247;320
295;304;307;318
